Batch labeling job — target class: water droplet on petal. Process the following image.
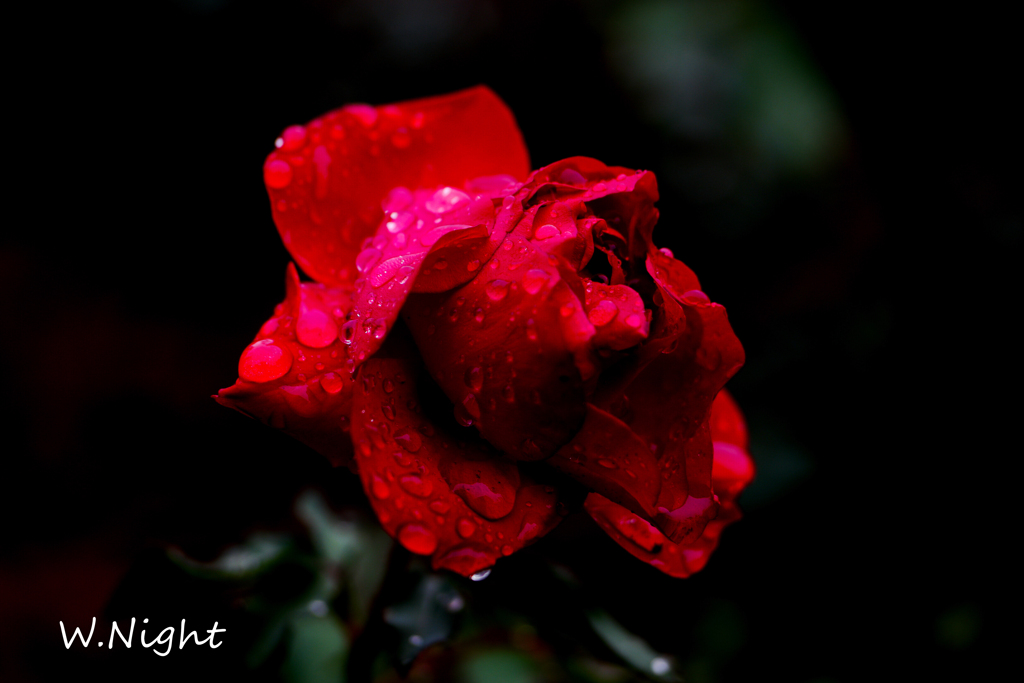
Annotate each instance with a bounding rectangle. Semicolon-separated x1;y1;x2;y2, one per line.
390;128;411;148
394;430;422;452
588;300;618;326
455;518;477;539
319;372;344;394
501;195;515;209
382;404;396;420
385;210;415;233
534;224;559;240
434;258;448;270
501;544;514;556
471;568;491;581
383;379;394;393
397;524;437;555
296;309;338;348
473;308;485;323
356;247;382;273
341;320;357;345
382;187;412;213
486;279;510;301
280;125;306;151
465;366;483;392
597;458;618;469
371;476;390;499
425;186;471;213
659;247;674;258
682;289;710;305
523;269;548;295
346;103;377;127
462;393;481;419
559;302;575;317
399;475;433;498
264;159;292;189
239;340;292;382
593;182;607;193
625;313;645;328
467;259;481;271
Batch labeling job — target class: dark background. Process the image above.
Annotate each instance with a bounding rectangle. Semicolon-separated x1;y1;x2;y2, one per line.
2;0;1015;681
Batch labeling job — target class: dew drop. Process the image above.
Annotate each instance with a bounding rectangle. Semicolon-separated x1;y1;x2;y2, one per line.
559;302;575;317
385;210;415;233
341;320;357;345
382;404;396;420
263;159;292;189
598;458;618;469
485;279;510;301
462;393;481;419
319;372;344;394
501;195;515;209
390;128;411;148
473;308;485;323
370;476;390;499
465;366;483;392
280;125;306;150
523;269;548;295
399;475;433;498
434;258;448;270
588;300;618;326
682;289;710;305
659;247;674;258
397;524;437;555
239;340;292;382
625;313;645;328
425;186;471;214
356;247;382;273
533;224;559;240
296;309;338;348
456;517;477;538
395;430;423;452
501;544;514;556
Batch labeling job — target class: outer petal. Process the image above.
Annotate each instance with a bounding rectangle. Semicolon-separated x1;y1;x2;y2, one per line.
216;264;356;468
350;355;563;577
343;188;500;369
584;392;753;578
402;232;588;461
264;86;530;287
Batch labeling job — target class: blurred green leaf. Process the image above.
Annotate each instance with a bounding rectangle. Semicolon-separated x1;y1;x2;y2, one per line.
281;612;349;683
587;610;680;682
384;573;464;664
460;648;541;683
167;532;290;580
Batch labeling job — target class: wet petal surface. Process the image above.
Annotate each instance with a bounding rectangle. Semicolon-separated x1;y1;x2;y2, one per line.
350;355;563;576
264;86;530;288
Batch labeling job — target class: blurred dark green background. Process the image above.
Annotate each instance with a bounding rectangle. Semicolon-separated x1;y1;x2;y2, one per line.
1;0;1015;681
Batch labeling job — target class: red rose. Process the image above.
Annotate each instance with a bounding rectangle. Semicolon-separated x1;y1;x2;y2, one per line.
217;86;753;578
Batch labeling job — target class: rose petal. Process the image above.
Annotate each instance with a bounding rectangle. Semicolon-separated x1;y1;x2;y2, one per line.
547;404;662;518
710;390;755;500
344;189;500;370
350;355;563;576
264;86;530;288
586;492;742;579
216;263;356;468
403;232;588;461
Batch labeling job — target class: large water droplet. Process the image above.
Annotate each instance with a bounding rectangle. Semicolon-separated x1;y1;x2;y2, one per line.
356;247;382;273
486;279;509;301
456;517;477;538
533;224;559;240
462;393;481;419
280;125;306;151
425;186;471;214
501;545;514;556
588;300;618;326
682;290;710;305
239;340;292;382
394;429;422;452
465;366;483;392
341;320;357;345
385;211;415;233
319;372;344;394
397;524;437;555
370;475;390;499
264;159;292;189
399;475;433;498
523;269;548;295
296;309;338;348
453;480;515;520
